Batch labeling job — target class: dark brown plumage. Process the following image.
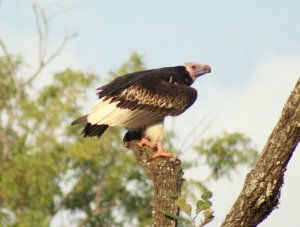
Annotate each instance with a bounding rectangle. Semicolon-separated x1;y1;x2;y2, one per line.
72;62;211;158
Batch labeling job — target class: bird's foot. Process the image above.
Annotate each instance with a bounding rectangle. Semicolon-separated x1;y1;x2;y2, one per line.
152;142;174;159
138;139;174;159
137;137;156;149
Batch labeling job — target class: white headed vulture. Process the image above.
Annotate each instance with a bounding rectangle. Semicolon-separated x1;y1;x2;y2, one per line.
72;62;211;158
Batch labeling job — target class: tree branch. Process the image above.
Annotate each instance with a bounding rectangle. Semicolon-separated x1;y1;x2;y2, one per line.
22;31;77;86
221;78;300;227
23;4;77;86
45;31;78;66
124;131;184;227
0;37;20;89
0;4;76;158
0;37;12;63
33;4;44;64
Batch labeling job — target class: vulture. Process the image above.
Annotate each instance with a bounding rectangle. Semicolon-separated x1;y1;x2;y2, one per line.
72;62;211;158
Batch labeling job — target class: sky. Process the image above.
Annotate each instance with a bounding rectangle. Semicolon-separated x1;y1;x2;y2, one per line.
0;0;299;226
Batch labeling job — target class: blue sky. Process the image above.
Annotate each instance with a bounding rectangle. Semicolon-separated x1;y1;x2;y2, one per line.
1;0;299;226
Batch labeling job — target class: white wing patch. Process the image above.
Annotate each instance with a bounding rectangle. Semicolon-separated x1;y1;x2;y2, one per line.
88;98;119;124
87;98;163;128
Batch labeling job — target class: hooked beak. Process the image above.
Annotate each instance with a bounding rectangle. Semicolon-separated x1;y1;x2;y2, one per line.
196;64;211;78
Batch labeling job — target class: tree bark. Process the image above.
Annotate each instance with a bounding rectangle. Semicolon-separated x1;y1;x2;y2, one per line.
124;131;184;227
221;78;300;227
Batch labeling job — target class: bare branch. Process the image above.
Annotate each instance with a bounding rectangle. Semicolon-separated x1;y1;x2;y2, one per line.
33;4;44;64
0;37;11;63
221;78;300;226
45;31;77;65
40;5;49;62
0;37;19;86
23;4;78;86
179;114;215;151
22;31;77;86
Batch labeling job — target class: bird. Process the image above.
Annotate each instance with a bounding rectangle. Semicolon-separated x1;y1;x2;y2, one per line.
72;62;211;158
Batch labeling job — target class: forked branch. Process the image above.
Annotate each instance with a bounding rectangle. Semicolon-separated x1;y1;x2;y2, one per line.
24;4;77;86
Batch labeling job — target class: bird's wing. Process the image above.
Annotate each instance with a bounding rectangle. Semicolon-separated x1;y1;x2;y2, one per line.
88;78;197;128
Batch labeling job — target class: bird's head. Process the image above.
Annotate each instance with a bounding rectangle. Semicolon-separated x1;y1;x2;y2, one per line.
185;62;211;80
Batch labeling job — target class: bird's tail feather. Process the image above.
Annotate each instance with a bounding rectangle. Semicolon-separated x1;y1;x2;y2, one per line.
71;115;88;125
82;123;109;138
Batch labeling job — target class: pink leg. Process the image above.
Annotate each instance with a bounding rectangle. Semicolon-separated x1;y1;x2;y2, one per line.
137;137;156;149
152;142;173;159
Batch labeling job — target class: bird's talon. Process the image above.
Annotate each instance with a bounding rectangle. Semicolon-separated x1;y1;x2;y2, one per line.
152;141;174;159
137;137;156;149
152;151;173;159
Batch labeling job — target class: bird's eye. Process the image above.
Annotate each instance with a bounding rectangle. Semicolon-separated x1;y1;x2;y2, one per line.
191;65;196;69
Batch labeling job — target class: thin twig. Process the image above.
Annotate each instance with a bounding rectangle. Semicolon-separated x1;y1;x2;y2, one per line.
0;37;11;63
23;31;77;86
179;114;214;151
23;4;78;86
40;5;48;62
0;37;19;88
188;116;214;149
45;31;77;65
33;4;44;64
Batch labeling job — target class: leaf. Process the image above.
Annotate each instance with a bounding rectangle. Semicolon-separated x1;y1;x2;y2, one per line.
176;194;187;203
196;202;211;213
181;203;192;217
205;200;212;207
175;194;192;217
199;208;214;227
201;191;213;201
196;200;205;211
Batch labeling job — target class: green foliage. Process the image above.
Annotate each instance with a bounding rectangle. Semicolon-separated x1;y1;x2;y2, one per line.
164;191;214;227
194;132;259;180
0;56;22;112
0;52;154;227
0;62;97;226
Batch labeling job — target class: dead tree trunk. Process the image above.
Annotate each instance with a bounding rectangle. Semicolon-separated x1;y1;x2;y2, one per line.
221;78;300;227
124;132;184;227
